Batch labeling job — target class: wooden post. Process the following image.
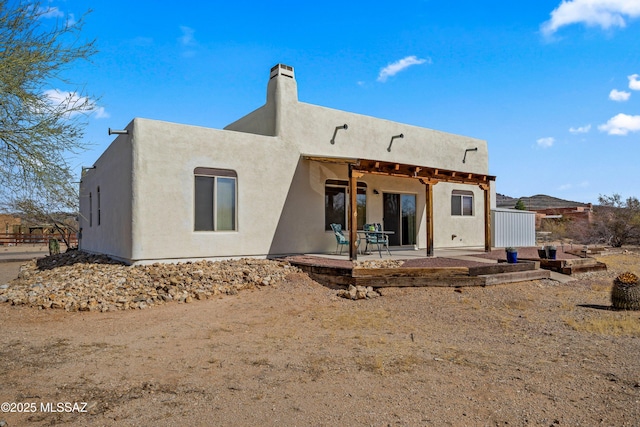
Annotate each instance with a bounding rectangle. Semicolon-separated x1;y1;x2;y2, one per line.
482;184;491;252
420;179;435;257
348;166;358;261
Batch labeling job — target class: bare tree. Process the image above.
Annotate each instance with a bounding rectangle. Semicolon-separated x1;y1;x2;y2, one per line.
590;194;640;247
0;1;96;196
6;176;78;248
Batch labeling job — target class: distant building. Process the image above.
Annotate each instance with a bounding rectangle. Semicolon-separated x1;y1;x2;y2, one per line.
496;194;593;228
0;214;21;234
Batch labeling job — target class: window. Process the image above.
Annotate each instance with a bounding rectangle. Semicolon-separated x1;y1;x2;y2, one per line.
97;187;101;226
451;190;474;216
194;167;237;231
324;179;367;230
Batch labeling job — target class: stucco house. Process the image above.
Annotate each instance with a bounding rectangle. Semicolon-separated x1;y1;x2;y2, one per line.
79;64;496;264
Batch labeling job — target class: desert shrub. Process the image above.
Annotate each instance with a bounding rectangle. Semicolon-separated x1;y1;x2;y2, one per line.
589;194;640;247
514;199;527;210
539;216;569;241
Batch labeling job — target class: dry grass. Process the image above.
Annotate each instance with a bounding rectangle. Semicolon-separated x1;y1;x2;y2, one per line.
320;307;394;331
564;313;640;336
595;252;640;275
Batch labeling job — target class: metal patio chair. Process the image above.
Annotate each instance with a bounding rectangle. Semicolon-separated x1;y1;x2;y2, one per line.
363;223;390;257
330;223;358;255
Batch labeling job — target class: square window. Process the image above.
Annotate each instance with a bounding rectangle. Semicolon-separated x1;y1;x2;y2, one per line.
452;191;474;216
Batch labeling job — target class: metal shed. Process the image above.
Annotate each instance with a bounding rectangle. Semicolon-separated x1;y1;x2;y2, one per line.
491;208;536;248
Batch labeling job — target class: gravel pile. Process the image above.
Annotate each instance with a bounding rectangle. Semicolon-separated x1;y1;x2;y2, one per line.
353;259;404;268
0;251;300;312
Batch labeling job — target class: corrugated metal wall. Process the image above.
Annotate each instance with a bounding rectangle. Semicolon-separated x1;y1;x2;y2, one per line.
492;208;536;247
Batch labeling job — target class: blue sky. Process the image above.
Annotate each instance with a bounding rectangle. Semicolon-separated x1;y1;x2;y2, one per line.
42;0;640;204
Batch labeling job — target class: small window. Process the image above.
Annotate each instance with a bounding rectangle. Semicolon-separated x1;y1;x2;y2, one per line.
451;190;474;216
325;179;367;230
194;167;237;231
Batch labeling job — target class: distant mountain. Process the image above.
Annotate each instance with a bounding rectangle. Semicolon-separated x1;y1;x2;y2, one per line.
496;194;591;211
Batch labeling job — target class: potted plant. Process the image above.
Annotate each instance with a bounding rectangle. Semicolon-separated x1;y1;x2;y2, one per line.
505;247;518;264
537;246;547;259
546;245;557;260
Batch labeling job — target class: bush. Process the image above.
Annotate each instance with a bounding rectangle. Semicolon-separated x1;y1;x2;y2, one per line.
590;194;640;247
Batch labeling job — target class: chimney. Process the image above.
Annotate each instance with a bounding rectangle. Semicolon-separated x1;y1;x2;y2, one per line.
266;64;298;137
270;63;295;80
267;63;298;104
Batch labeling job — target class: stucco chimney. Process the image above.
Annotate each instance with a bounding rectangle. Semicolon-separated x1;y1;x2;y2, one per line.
266;64;297;137
267;63;298;104
270;63;295;80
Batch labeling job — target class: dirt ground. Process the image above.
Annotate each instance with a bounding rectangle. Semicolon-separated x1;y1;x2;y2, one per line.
1;252;640;426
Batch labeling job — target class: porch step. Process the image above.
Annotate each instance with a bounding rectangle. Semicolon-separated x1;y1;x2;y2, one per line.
352;267;475;287
527;257;608;275
469;260;539;276
285;256;554;288
562;261;607;274
478;269;551;286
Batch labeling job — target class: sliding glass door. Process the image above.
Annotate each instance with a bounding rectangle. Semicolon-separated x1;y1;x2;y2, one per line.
383;193;416;246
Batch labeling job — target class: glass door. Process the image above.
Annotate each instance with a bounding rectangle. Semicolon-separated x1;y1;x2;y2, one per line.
383;193;416;246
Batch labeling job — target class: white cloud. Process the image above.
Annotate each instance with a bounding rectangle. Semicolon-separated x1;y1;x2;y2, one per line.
541;0;640;36
178;26;197;57
92;107;110;119
558;183;573;191
536;137;555;148
179;26;196;46
569;124;591;134
38;6;64;19
558;181;590;191
629;73;640;90
609;89;631;101
598;113;640;135
65;13;77;27
43;89;108;119
377;56;430;82
37;6;75;27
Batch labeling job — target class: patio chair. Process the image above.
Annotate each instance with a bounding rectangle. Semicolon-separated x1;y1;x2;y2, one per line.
363;223;390;257
330;223;358;255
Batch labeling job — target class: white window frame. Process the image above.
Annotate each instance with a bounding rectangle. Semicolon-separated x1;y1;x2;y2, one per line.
451;190;474;216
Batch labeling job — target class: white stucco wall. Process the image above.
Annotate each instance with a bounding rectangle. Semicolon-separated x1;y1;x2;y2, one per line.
128;119;300;262
433;182;486;248
79;130;134;261
83;64;492;263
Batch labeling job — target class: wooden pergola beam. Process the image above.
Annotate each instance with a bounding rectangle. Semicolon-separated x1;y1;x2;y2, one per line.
348;166;359;261
481;183;492;252
305;156;496;257
419;179;436;257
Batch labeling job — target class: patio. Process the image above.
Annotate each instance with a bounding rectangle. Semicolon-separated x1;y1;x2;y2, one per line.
305;246;495;263
282;247;553;289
